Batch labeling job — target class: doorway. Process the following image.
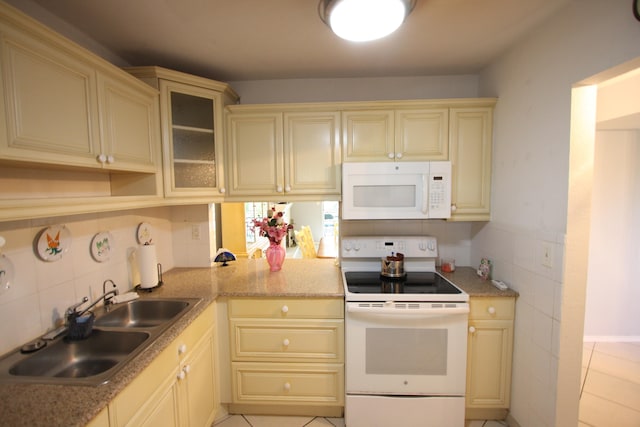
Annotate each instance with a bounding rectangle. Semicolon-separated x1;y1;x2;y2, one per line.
561;59;640;426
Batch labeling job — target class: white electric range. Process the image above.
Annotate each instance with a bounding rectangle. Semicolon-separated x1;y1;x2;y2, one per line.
340;236;469;427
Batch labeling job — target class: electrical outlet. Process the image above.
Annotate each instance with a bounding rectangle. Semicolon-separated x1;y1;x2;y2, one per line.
191;224;201;240
541;242;553;268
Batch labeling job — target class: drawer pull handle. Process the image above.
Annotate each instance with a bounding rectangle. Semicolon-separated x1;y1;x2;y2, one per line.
487;306;496;315
283;338;290;346
283;382;291;391
281;305;289;314
178;344;187;355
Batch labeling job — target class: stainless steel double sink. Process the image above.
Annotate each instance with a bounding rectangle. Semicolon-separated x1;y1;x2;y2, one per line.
0;298;201;386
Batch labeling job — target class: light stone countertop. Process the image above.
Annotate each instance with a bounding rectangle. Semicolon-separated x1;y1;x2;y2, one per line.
0;258;342;427
0;260;514;426
439;267;519;298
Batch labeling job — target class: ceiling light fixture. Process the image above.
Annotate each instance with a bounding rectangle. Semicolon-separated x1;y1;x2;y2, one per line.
318;0;416;42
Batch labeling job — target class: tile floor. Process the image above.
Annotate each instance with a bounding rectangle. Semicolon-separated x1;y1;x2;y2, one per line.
579;341;640;427
213;414;509;427
214;342;640;427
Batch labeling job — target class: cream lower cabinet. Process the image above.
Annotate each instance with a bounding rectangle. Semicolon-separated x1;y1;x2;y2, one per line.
225;107;341;199
108;304;216;427
449;106;494;221
342;107;449;162
465;297;515;420
228;298;344;417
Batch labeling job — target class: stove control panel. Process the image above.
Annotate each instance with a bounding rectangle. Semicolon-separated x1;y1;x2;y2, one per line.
341;236;438;259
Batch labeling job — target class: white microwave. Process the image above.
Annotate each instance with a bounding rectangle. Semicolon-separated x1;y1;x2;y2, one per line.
341;161;451;220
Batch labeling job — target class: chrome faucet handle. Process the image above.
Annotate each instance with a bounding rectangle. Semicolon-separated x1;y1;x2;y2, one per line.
66;296;89;316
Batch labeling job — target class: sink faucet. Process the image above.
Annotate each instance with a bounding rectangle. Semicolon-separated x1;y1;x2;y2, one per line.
102;279;118;309
66;280;119;320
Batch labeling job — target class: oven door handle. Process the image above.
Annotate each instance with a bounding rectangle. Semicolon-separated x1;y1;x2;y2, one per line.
347;305;469;316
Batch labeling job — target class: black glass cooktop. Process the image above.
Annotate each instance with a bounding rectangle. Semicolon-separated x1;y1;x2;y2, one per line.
344;271;463;294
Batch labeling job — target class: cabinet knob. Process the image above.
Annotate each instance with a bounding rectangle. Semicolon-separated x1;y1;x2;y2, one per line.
178;344;187;355
183;364;191;375
396;152;403;159
283;338;290;347
97;154;107;163
285;185;291;192
488;306;496;315
387;152;395;159
177;371;186;380
451;204;457;212
276;185;283;193
219;187;226;194
281;305;289;314
283;382;291;391
106;155;115;164
469;326;476;334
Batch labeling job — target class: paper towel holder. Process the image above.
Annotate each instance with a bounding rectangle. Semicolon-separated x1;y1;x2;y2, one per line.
135;263;164;292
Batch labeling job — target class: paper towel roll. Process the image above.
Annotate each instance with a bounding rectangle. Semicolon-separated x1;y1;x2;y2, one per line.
138;244;158;289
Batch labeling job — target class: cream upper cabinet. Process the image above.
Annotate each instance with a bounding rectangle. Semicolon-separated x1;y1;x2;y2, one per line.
466;297;515;420
126;66;238;199
0;18;159;172
449;105;494;221
342;107;448;162
226;106;341;199
97;71;159;172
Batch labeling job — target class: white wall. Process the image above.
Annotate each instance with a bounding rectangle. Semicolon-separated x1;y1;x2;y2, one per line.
228;75;479;104
585;130;640;339
0;205;214;355
476;0;640;426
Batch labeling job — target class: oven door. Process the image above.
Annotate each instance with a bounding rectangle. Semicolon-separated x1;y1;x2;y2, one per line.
345;301;469;395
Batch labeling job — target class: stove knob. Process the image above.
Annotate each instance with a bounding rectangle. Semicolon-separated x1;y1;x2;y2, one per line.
427;240;436;251
343;241;352;251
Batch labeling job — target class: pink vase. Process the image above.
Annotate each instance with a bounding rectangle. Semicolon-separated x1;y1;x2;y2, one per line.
265;242;286;272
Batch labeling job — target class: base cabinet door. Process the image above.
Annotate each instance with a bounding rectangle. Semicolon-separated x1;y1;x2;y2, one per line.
109;304;216;427
179;330;216;427
465;297;515;419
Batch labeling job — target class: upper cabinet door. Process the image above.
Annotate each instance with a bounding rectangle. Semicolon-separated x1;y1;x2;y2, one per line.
342;110;394;161
342;107;448;162
283;111;341;196
449;107;493;221
97;71;159;172
0;25;101;167
395;108;449;161
160;80;226;197
226;112;283;196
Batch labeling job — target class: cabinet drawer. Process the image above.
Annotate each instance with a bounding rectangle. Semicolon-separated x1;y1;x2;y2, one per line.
469;297;514;320
232;362;344;405
229;298;343;319
231;319;344;362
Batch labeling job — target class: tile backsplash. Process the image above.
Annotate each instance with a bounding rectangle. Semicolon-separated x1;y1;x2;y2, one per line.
0;207;181;355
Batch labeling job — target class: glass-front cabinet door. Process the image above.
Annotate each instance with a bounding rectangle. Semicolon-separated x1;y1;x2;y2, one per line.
160;80;225;197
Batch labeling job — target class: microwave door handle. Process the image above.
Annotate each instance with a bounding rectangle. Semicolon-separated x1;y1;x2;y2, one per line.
422;174;429;214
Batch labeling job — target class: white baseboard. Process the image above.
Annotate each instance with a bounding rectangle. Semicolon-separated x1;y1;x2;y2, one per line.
583;336;640;343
